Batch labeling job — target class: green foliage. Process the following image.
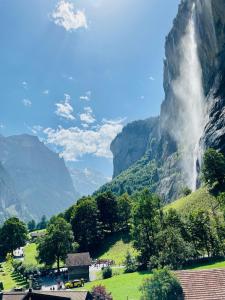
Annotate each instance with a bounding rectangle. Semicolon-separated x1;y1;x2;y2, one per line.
37;217;74;271
0;217;28;257
98;156;159;196
27;220;36;232
71;197;103;252
181;187;192;196
124;251;137;273
202;148;225;188
36;215;48;230
117;193;132;231
140;268;183;300
131;189;162;266
95;191;118;232
102;266;113;279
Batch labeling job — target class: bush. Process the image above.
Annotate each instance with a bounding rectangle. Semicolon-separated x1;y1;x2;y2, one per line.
91;285;113;300
124;251;137;273
140;268;183;300
102;266;112;279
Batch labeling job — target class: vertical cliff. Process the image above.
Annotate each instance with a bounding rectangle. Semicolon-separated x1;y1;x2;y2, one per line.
101;0;225;202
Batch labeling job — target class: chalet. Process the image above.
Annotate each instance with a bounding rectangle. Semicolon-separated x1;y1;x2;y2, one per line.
176;268;225;299
1;290;92;300
66;253;92;282
30;231;46;241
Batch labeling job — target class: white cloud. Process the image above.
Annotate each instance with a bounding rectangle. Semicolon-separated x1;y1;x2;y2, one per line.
43;118;124;161
0;123;5;129
149;76;155;81
80;90;91;101
79;106;96;124
22;81;28;89
55;93;75;120
51;0;87;31
43;90;49;95
22;99;32;107
140;96;145;100
31;125;43;134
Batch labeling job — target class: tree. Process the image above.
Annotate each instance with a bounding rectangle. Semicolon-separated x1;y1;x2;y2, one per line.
37;217;74;271
131;189;162;266
124;251;137;273
96;191;118;232
154;227;193;270
71;197;103;252
117;193;132;231
91;285;113;300
187;210;217;257
36;215;48;230
140;268;183;300
27;219;36;232
0;217;28;257
202;148;225;188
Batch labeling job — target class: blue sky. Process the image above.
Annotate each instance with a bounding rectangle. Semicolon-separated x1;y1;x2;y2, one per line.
0;0;180;177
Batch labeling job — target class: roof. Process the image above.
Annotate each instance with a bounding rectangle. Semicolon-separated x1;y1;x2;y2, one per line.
176;268;225;300
2;291;91;300
30;231;46;238
66;253;92;267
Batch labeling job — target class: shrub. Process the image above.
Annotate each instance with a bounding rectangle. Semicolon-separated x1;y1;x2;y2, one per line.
102;266;112;279
124;251;137;273
140;268;183;300
91;285;113;300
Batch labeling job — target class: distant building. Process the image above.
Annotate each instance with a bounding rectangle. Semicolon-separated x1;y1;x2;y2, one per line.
1;290;92;300
66;253;92;281
30;231;46;241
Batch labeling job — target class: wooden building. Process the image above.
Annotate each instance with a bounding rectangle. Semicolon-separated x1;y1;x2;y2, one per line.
66;253;92;282
1;290;92;300
176;268;225;299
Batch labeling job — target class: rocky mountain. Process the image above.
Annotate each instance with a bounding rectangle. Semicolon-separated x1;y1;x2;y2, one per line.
99;0;225;203
0;134;79;221
68;166;110;196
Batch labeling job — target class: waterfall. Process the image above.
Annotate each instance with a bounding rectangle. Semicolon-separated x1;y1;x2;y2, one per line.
172;4;206;190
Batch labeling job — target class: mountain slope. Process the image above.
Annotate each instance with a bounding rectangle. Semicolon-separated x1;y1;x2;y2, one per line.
0;134;79;220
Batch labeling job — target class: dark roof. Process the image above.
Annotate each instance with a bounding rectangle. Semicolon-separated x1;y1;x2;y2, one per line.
176;268;225;300
66;253;92;267
2;291;91;300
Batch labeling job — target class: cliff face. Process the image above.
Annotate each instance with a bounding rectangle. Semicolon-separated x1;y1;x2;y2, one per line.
111;117;159;178
0;134;79;220
105;0;225;202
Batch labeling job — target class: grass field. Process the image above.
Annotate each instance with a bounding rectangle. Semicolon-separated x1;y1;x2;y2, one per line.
94;232;138;265
23;243;40;266
0;262;27;291
82;270;151;300
82;258;225;300
165;187;218;215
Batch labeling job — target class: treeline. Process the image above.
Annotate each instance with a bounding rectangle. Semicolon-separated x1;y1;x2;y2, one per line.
1;148;225;273
60;192;132;253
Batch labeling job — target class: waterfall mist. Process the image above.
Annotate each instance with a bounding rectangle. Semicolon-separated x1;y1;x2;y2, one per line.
172;5;206;190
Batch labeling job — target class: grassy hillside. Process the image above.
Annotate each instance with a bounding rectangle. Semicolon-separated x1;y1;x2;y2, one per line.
165;187;218;215
93;233;138;265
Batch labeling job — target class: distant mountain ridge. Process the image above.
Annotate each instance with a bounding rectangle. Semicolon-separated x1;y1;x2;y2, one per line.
68;166;110;196
0;134;79;221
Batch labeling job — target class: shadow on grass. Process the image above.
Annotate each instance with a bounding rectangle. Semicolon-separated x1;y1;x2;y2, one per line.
11;271;27;287
92;232;132;259
184;257;225;270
